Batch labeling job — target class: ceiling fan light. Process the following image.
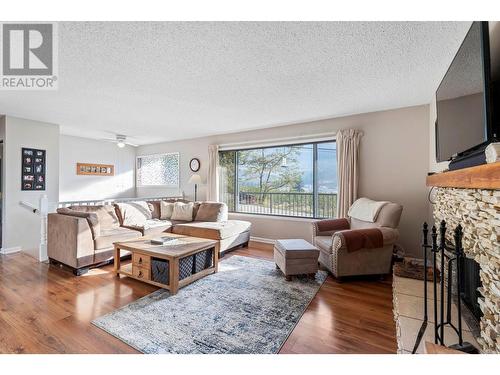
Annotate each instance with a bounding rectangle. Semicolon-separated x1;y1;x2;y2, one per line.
117;141;126;148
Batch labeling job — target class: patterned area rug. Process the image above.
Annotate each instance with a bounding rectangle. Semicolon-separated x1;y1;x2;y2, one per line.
92;255;327;354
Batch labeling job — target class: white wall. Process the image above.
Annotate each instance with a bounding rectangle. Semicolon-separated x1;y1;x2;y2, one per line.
59;135;136;202
1;116;60;260
138;105;430;257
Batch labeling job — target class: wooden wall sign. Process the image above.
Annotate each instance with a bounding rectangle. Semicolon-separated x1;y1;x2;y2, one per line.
77;163;114;176
22;147;46;191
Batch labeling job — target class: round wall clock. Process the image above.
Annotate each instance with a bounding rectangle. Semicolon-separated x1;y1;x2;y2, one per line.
189;158;200;172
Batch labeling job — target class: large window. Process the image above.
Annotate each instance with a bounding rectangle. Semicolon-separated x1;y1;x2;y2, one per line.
137;152;179;187
219;141;337;218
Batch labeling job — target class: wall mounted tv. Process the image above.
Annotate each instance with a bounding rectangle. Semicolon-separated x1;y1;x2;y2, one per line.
435;21;498;165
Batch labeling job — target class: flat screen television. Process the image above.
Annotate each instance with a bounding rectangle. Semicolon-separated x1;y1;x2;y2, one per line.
435;21;497;163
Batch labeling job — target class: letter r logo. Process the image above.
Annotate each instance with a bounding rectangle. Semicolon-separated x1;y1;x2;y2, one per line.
2;24;53;75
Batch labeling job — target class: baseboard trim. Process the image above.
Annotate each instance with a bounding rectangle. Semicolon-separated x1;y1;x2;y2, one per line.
0;246;22;255
250;236;276;245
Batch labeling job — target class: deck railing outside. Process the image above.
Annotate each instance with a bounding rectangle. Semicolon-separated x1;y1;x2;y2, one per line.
222;191;337;218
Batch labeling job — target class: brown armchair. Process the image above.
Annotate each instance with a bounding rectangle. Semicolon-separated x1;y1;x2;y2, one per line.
312;198;403;278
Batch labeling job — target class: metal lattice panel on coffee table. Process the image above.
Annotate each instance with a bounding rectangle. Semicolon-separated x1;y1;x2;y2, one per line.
179;256;194;280
178;249;214;280
195;249;214;272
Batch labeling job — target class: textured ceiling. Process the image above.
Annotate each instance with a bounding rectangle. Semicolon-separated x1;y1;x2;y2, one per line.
0;22;471;145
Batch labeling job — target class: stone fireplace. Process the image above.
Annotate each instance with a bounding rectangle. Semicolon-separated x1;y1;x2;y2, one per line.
432;187;499;353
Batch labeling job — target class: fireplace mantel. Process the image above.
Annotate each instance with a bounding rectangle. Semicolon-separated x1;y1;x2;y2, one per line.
426;162;500;189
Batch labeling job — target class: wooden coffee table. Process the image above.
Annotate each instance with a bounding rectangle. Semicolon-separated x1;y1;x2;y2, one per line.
114;233;219;295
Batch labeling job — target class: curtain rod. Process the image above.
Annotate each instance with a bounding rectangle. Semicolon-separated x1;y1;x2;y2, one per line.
218;132;337;151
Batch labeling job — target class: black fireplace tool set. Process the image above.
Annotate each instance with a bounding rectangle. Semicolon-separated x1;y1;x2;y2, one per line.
411;220;478;354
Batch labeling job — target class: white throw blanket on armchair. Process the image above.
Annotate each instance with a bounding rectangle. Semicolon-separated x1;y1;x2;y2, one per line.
348;197;388;222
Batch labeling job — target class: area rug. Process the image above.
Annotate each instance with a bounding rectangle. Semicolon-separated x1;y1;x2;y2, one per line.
92;255;327;354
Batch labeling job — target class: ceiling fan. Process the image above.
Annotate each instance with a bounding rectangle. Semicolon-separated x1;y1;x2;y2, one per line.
101;134;139;148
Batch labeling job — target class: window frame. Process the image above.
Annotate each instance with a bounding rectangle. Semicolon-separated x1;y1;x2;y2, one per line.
219;139;337;219
136;152;180;188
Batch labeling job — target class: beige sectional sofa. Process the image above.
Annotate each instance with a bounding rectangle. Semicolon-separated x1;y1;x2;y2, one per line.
48;199;251;275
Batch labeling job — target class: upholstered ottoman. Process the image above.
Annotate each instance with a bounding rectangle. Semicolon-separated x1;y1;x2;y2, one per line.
274;239;320;280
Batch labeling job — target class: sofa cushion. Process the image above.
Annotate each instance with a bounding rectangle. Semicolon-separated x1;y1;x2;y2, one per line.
115;201;152;226
67;205;120;230
56;208;101;237
160;201;175;220
195;202;228;222
172;220;251;240
166;200;200;220
143;219;173;236
147;201;161;219
314;236;333;253
349;217;377;230
94;227;142;250
171;202;194;221
192;202;201;220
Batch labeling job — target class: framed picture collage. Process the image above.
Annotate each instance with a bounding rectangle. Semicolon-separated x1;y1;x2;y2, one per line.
76;163;114;176
22;147;46;191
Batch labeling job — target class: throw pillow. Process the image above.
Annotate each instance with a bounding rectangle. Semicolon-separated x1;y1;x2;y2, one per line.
67;205;121;230
116;201;152;227
171;202;194;221
160;201;174;220
147;201;161;219
195;202;228;222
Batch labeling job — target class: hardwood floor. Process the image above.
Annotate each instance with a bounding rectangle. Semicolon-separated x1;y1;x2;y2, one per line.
0;242;397;354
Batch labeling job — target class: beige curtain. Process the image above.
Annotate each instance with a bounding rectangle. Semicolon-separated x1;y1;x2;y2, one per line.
336;129;362;218
207;144;219;202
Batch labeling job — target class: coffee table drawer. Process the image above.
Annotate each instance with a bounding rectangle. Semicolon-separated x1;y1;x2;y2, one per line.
132;265;150;280
132;253;151;267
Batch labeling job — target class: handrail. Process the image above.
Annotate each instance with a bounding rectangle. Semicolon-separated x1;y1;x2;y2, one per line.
19;200;39;214
57;195;184;208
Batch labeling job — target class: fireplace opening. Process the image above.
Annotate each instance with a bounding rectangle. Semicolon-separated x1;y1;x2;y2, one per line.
459;256;483;322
